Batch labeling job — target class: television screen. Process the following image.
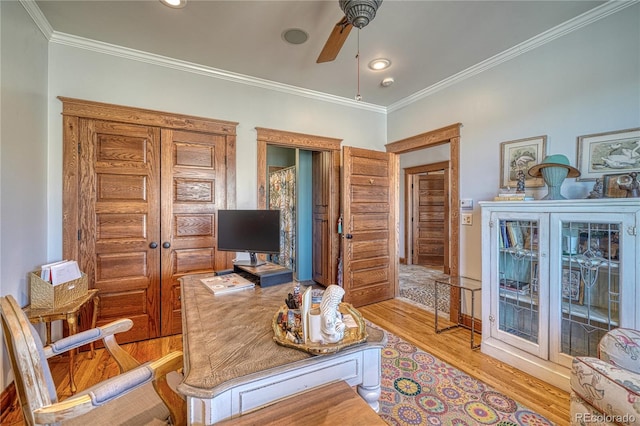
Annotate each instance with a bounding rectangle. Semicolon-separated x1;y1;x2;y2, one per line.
217;210;281;266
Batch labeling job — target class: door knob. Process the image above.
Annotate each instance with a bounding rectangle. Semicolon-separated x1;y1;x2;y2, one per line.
149;242;158;249
163;242;171;249
345;234;353;239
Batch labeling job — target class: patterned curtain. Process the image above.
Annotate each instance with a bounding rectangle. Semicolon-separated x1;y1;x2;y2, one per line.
269;167;296;271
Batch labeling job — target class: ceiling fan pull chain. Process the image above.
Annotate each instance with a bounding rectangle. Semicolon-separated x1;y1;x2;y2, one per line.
355;29;362;102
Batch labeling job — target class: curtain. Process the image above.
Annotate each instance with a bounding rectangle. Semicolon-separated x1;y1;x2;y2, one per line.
269;167;296;271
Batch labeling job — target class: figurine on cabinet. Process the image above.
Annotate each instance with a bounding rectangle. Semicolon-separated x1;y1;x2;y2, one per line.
617;172;640;198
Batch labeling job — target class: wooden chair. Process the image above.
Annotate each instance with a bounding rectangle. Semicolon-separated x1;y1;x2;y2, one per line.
0;295;185;425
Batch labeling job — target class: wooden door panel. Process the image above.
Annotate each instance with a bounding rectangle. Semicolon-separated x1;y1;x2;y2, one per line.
342;147;397;307
161;129;227;336
81;119;161;344
413;173;447;267
312;151;331;285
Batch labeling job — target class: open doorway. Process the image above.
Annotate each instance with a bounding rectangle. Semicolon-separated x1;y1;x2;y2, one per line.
256;128;342;287
405;161;450;274
386;124;462;323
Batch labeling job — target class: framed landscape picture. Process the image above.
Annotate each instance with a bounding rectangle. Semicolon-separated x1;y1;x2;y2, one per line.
576;128;640;181
500;135;547;188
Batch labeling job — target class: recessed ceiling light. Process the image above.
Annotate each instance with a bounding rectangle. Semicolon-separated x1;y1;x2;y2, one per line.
381;77;394;87
282;28;309;45
368;58;391;71
160;0;186;9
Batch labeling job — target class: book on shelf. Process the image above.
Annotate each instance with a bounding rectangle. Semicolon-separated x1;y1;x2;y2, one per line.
200;273;255;295
499;278;530;294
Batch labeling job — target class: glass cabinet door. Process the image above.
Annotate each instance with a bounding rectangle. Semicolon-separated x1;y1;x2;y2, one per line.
490;213;548;359
551;214;626;367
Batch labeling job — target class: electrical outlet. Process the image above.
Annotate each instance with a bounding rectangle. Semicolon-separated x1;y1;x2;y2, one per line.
462;213;473;225
460;198;473;209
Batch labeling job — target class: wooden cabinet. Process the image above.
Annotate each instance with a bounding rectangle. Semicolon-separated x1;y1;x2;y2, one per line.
480;199;639;392
61;98;237;341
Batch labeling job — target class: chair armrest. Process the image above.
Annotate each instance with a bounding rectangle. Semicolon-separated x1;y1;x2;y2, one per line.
32;351;184;425
571;356;640;421
43;318;133;358
599;328;640;374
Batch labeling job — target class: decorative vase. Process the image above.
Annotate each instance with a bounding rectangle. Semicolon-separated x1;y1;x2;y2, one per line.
541;166;569;200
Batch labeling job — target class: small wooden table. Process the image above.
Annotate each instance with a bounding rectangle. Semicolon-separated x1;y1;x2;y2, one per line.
178;273;386;425
23;289;100;393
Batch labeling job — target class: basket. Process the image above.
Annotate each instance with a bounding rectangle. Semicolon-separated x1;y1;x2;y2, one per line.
29;271;88;309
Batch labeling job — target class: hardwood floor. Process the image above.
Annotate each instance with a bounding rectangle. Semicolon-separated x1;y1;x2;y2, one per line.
3;298;569;425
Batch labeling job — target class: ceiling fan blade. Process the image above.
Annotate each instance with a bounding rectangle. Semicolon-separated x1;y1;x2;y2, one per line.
316;16;352;63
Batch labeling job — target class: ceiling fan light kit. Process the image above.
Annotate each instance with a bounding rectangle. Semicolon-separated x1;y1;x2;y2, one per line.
339;0;383;29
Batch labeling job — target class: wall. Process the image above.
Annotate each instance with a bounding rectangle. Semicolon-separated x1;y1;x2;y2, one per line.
387;5;640;280
46;43;387;261
0;1;49;390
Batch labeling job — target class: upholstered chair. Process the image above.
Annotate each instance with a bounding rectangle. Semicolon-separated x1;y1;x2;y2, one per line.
570;328;640;425
0;295;185;425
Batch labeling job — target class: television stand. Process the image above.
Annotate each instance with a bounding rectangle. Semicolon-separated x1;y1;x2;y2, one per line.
233;252;265;267
233;262;293;287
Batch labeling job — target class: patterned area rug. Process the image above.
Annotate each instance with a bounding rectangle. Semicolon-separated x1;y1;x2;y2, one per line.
378;328;553;426
398;264;451;314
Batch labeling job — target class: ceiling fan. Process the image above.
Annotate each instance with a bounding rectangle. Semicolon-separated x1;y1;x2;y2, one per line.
316;0;383;63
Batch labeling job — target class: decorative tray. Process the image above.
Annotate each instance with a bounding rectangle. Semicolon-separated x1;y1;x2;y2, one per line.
272;302;368;355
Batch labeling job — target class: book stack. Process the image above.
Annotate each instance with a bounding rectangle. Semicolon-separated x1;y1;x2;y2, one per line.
200;273;255;295
493;193;534;201
500;278;530;294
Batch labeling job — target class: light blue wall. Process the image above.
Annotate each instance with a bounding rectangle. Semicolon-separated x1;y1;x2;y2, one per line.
296;150;313;281
0;0;49;390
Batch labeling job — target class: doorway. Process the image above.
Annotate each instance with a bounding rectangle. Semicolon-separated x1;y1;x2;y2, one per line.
256;128;342;287
405;161;450;274
265;146;313;281
386;124;462;323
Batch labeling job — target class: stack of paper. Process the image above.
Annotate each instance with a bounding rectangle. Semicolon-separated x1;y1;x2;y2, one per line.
40;260;82;285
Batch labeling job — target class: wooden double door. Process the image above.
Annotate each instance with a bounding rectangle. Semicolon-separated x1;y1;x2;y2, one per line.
62;98;237;342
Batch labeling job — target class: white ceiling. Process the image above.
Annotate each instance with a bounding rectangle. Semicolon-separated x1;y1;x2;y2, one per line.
34;0;607;108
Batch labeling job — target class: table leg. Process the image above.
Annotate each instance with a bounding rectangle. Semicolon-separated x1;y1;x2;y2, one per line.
45;322;52;345
67;314;78;394
90;295;100;359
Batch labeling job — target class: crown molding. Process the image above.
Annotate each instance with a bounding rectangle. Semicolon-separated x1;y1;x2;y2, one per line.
387;1;637;113
48;32;387;114
21;0;633;115
19;0;53;39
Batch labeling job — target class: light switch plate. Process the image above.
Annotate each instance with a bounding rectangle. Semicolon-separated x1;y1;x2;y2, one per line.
462;213;473;225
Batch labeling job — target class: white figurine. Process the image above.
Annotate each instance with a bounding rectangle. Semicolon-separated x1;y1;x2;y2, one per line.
320;285;346;343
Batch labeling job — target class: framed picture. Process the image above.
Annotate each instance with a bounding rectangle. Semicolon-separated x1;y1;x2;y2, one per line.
576;127;640;181
562;268;583;305
500;135;547;188
602;173;629;198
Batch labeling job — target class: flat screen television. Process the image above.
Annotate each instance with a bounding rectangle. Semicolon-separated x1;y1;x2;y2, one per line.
217;209;281;266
